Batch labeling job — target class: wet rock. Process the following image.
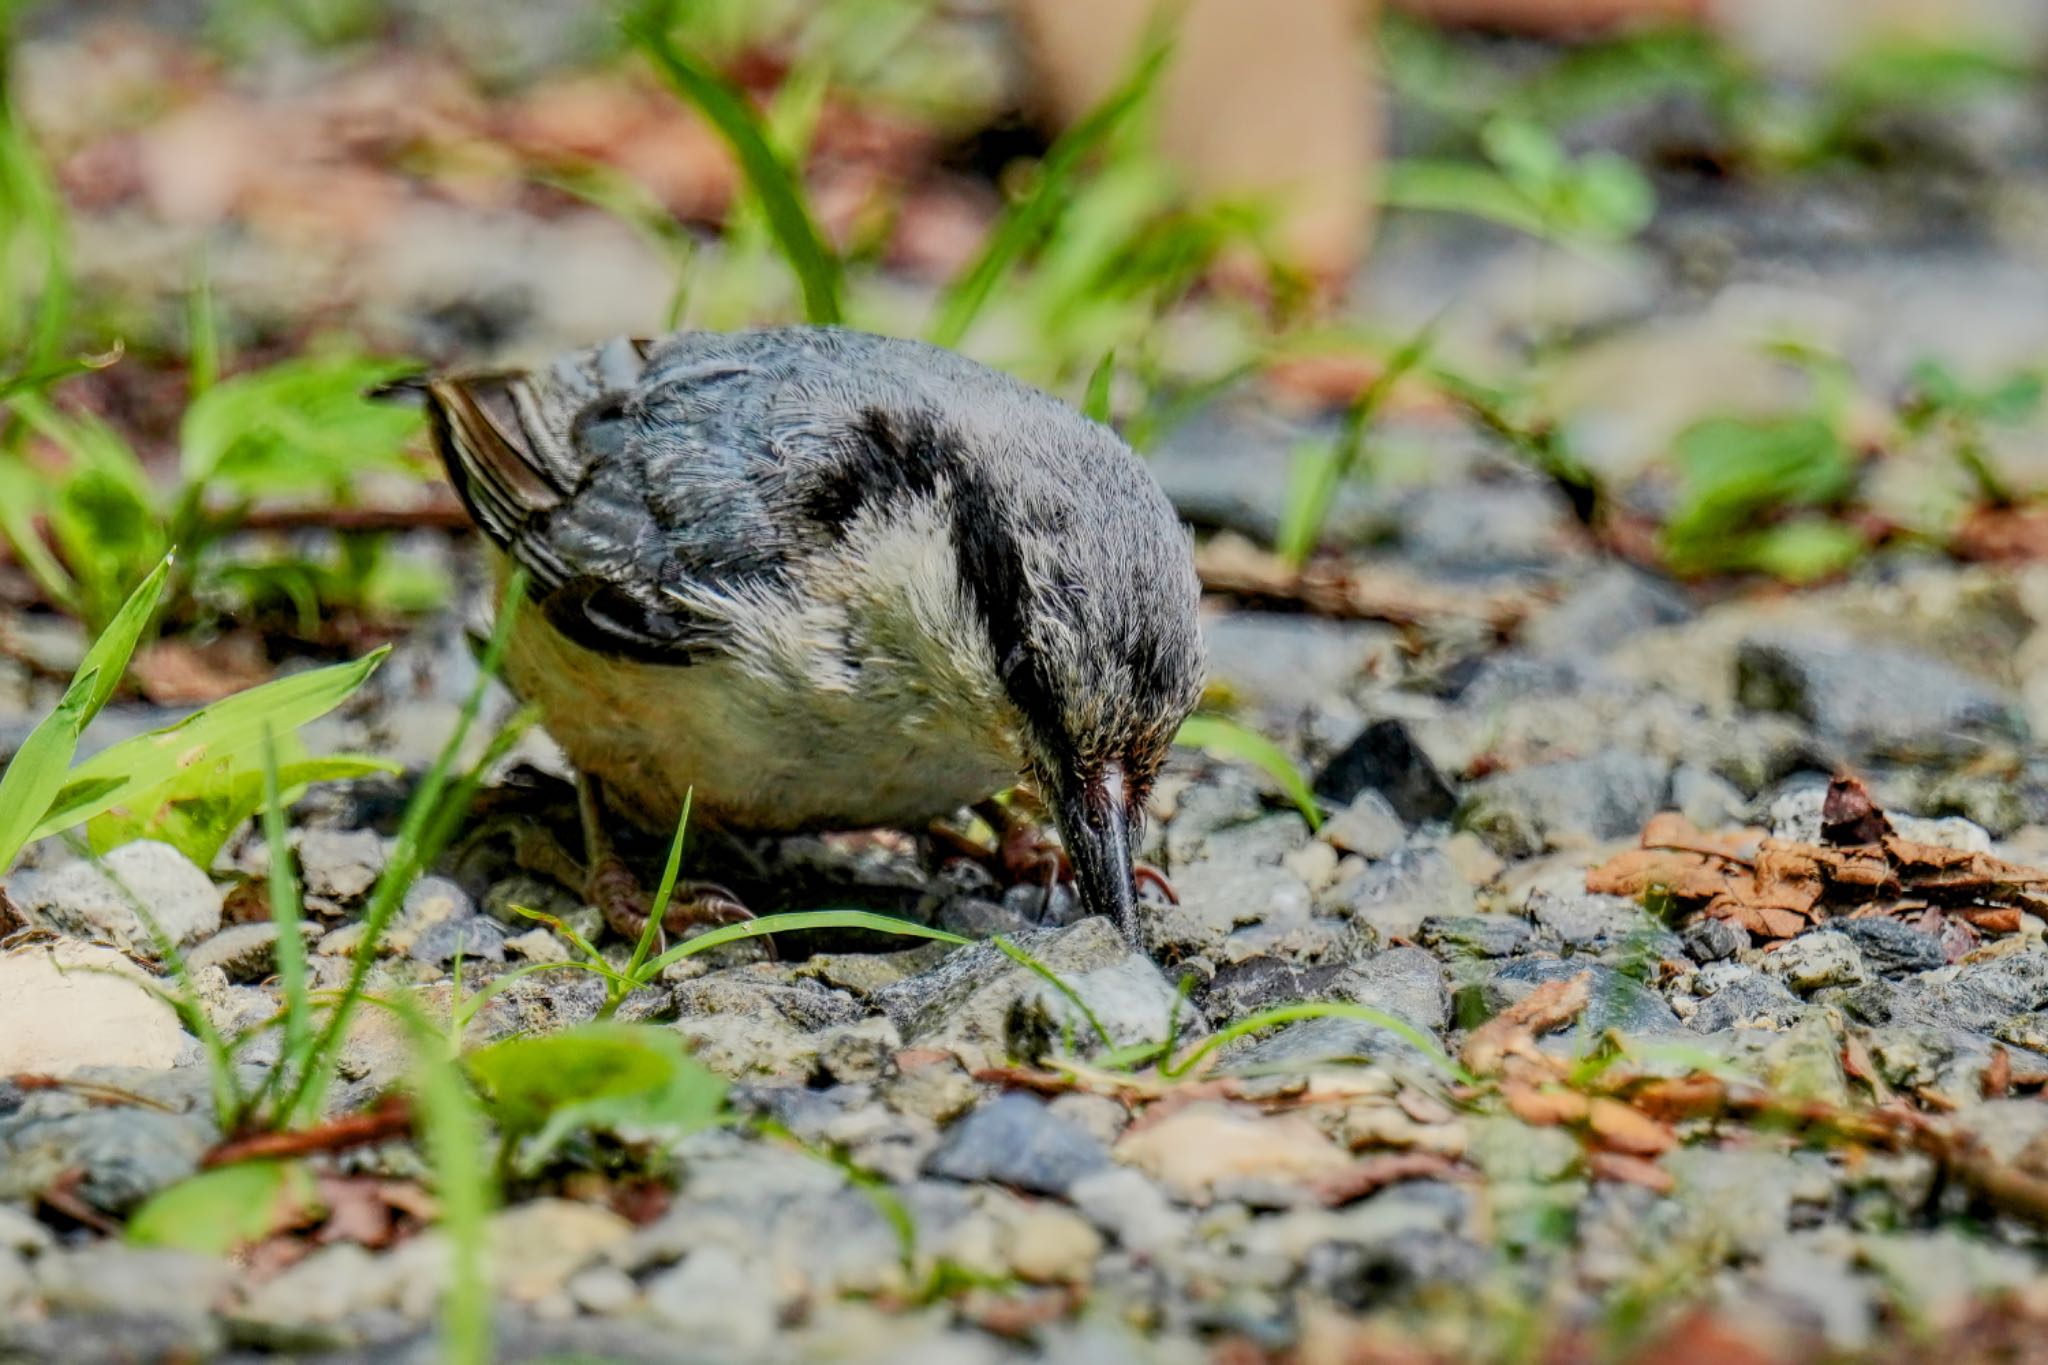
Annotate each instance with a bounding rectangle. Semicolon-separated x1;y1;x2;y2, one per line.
0;943;190;1075
1524;565;1693;659
1478;959;1681;1036
1737;633;2025;761
1322;848;1474;940
406;915;509;967
1835;917;1946;976
5;841;222;953
1114;1102;1352;1205
1682;916;1750;963
1312;720;1458;825
875;918;1204;1068
1760;931;1869;994
1320;791;1408;860
1458;751;1671;857
1687;966;1809;1032
1418;915;1537;961
925;1093;1110;1197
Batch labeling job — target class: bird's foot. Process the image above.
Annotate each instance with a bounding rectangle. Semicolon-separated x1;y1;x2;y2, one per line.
986;810;1178;912
586;854;759;955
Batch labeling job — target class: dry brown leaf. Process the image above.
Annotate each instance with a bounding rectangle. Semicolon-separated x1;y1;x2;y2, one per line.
1588;1097;1677;1156
1461;973;1590;1077
1309;1152;1466;1207
1588;775;2048;944
1587;1150;1675;1194
1503;1080;1589;1127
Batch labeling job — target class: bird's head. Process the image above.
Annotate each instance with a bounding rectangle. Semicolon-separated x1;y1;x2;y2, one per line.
940;407;1204;941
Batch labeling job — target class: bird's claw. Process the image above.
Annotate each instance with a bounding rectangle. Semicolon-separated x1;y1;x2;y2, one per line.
585;856;767;958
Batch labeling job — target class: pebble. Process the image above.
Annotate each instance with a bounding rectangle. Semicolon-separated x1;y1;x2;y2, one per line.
1737;632;2027;761
0;943;190;1075
1312;720;1458;825
1761;930;1871;994
1458;751;1672;858
925;1093;1111;1197
1114;1103;1353;1205
1323;847;1474;941
644;1246;779;1352
1479;959;1682;1037
5;841;222;953
1320;791;1409;860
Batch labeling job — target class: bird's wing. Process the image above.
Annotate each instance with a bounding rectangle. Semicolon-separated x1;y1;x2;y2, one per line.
424;335;758;664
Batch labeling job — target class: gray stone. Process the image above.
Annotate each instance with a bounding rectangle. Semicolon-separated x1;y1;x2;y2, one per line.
1201;610;1399;712
1688;967;1809;1033
1834;917;1946;976
33;1244;230;1351
924;1093;1111;1196
182;922;283;981
1399;482;1573;571
644;1245;778;1353
1682;916;1750;963
1195;958;1349;1024
1911;950;2048;1033
1320;791;1408;860
1322;848;1474;940
1312;720;1458;825
1478;958;1681;1037
6;841;222;953
1335;947;1452;1033
1670;763;1748;829
1524;566;1692;659
1458;751;1671;858
292;828;389;902
875;918;1204;1068
1524;889;1677;958
1418;914;1536;960
1664;1148;1835;1258
1164;766;1267;867
1067;1166;1191;1257
406;915;509;966
1736;633;2025;761
0;1107;212;1216
1760;931;1869;994
1144;861;1314;961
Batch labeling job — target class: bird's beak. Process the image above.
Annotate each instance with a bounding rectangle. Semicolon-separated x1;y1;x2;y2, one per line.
1054;760;1140;942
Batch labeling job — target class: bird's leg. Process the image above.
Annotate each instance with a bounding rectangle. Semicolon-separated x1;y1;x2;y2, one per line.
574;777;756;949
971;798;1179;910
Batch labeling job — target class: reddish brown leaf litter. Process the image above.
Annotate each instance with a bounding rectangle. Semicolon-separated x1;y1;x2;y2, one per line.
1587;776;2048;944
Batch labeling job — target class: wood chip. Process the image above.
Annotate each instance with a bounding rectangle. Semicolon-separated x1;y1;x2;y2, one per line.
1587;1150;1675;1194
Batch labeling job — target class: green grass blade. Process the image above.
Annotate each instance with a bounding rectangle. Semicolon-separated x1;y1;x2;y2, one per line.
926;30;1172;349
991;935;1115;1052
1082;349;1117;424
1275;318;1440;567
1161;1001;1473;1084
0;554;169;870
36;646;389;841
621;788;693;994
638;910;970;979
259;730;313;1081
1173;713;1322;830
623;1;843;326
282;571;528;1125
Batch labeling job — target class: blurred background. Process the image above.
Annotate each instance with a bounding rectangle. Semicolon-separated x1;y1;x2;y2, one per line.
2;0;2047;702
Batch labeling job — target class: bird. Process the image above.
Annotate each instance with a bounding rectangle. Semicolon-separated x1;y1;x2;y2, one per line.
410;324;1204;943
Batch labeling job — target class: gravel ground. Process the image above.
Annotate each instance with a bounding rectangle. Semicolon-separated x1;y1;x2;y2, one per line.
8;12;2048;1365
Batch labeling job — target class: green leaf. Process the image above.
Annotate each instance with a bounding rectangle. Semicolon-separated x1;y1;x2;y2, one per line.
1082;349;1116;425
927;28;1171;349
1173;714;1322;830
35;647;388;842
126;1159;316;1255
1738;519;1867;584
87;751;397;866
178;352;422;496
1662;414;1857;576
624;2;843;326
0;554;169;871
468;1024;729;1168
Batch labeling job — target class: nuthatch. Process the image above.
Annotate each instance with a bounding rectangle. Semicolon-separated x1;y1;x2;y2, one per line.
416;325;1203;941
